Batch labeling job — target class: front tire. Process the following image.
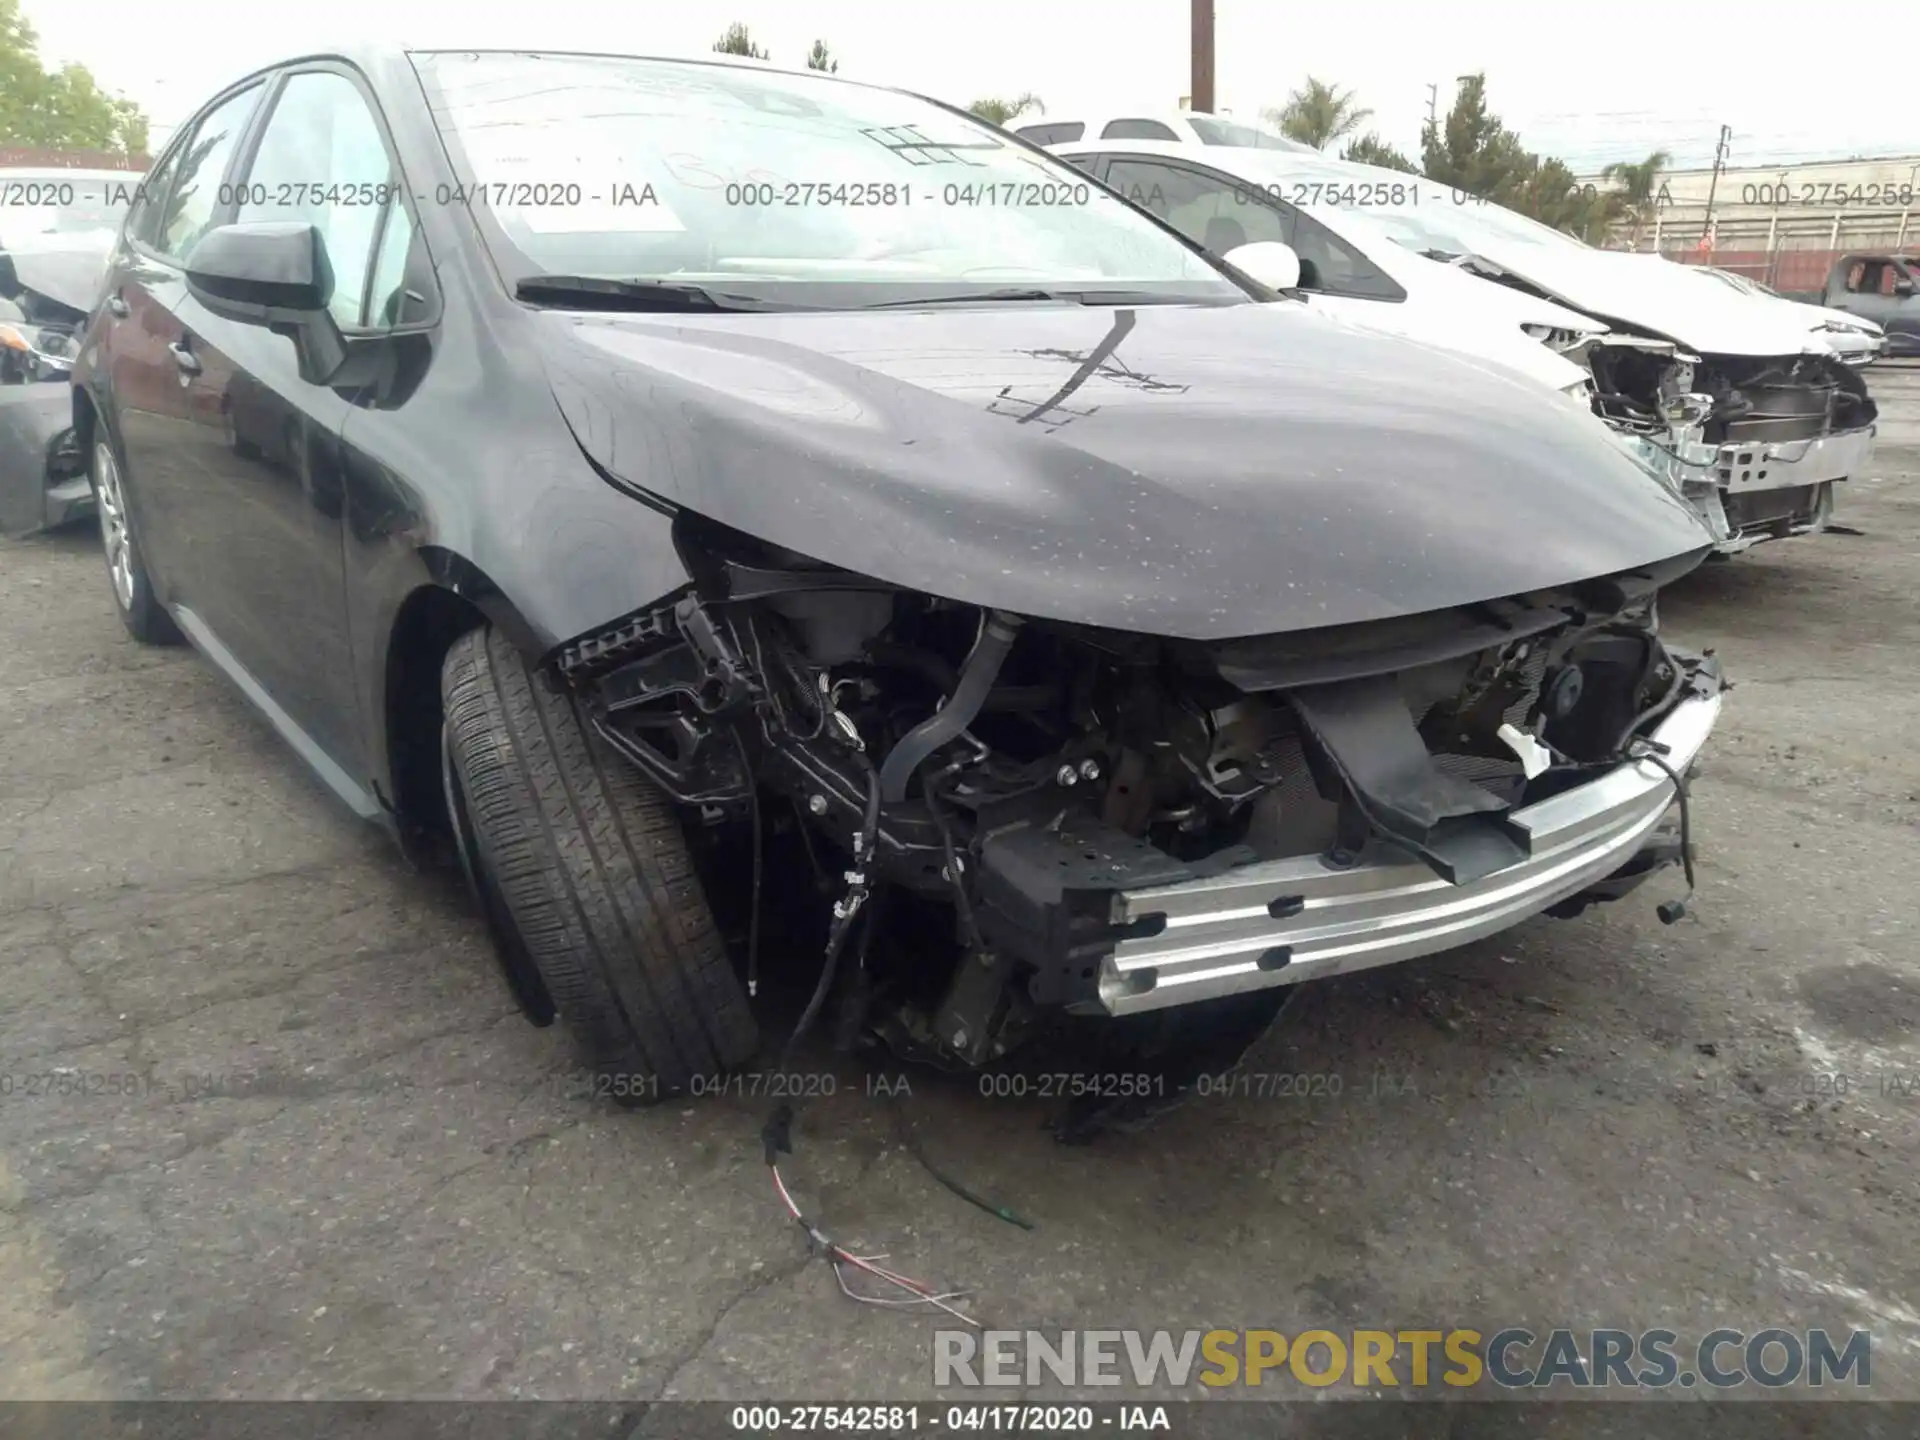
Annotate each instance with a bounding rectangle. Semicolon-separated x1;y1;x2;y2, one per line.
90;432;181;645
441;626;757;1101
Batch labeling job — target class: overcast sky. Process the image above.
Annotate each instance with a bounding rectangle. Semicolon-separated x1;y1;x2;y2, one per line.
25;0;1920;172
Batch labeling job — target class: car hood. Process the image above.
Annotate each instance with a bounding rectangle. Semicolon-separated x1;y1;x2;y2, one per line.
1795;300;1883;336
535;299;1712;640
1462;244;1832;357
0;233;113;316
1311;294;1591;393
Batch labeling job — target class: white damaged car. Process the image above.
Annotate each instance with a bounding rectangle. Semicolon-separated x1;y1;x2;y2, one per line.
1051;139;1878;554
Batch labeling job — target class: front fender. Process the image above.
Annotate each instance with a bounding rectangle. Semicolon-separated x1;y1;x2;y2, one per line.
0;381;80;537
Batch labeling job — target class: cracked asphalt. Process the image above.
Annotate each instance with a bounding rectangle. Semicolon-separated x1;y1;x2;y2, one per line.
3;369;1918;1411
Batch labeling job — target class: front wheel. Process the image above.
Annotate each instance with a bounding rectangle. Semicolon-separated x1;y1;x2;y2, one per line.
440;625;758;1102
90;432;180;645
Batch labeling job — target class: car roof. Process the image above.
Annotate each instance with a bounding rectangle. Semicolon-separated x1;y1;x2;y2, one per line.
1023;114;1318;152
168;44;964;135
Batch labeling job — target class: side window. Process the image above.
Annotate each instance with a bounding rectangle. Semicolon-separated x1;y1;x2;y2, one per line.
126;145;183;249
1103;159;1288;255
364;200;428;327
235;70;401;329
1101;119;1180;141
154;84;264;260
1844;261;1870;293
1283;208;1404;300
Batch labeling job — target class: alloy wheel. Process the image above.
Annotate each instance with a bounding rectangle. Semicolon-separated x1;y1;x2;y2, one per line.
94;442;135;611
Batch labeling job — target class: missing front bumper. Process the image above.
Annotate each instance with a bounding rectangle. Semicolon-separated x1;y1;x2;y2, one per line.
1092;682;1722;1016
1696;427;1871;551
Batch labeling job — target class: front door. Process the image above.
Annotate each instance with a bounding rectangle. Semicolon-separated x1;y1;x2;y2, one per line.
1093;154;1406;325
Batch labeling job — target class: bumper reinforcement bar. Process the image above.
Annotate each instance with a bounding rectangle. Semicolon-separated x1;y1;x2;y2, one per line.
1097;684;1722;1015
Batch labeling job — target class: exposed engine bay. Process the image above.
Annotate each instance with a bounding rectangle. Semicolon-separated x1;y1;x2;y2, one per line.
555;515;1721;1075
1449;254;1878;551
0;284;86;385
0;279;91;538
1587;343;1877;549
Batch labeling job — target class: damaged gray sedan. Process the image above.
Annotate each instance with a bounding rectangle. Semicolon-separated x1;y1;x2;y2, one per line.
71;47;1725;1103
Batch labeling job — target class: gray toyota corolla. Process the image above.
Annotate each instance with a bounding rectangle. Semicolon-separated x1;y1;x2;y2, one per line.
70;46;1724;1111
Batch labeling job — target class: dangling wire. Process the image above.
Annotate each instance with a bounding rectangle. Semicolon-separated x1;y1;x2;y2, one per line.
729;730;765;999
764;1114;981;1326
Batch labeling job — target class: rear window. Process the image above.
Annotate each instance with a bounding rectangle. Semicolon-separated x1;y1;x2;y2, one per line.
1101;118;1181;141
0;169;140;244
1013;122;1086;145
1186;117;1316;153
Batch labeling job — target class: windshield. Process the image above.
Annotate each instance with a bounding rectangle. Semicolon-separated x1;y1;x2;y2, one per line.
1185;117;1317;154
1191;152;1591;259
0;169;139;243
411;52;1243;307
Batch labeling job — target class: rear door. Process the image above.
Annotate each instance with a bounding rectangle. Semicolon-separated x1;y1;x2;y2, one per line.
98;80;266;598
163;63;423;789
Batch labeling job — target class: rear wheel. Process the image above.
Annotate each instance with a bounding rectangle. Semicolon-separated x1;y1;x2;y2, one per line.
441;625;758;1102
91;433;181;645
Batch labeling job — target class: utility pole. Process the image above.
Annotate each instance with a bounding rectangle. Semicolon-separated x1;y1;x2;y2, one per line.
1190;0;1214;115
1701;123;1732;247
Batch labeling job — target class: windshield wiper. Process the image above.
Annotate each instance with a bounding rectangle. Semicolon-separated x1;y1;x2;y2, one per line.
864;287;1204;309
514;275;796;313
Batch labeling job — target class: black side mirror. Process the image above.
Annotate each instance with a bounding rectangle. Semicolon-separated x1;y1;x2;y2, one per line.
1895;277;1916;298
184;222;349;385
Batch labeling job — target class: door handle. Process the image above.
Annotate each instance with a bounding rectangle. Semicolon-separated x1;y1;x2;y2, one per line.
168;342;202;376
105;293;129;318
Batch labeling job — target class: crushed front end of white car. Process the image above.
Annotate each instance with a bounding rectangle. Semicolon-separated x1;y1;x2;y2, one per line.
1584;337;1876;553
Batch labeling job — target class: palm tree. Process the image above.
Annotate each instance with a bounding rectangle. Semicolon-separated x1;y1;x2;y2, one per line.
1264;78;1372;152
968;93;1044;127
1601;149;1671;249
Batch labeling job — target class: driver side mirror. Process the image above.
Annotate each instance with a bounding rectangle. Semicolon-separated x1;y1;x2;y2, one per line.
1220;240;1301;294
184;222;349;385
1895;276;1916;297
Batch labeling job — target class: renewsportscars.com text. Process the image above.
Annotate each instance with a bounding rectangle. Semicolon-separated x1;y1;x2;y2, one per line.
933;1327;1872;1390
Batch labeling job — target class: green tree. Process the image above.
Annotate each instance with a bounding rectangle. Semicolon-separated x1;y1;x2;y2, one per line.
1421;73;1624;241
0;0;148;157
1420;74;1533;201
968;93;1043;127
1601;148;1671;248
712;22;769;60
1264;77;1372;151
1341;133;1417;172
805;40;838;73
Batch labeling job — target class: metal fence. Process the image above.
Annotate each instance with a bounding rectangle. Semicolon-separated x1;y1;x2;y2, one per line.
1619;201;1919;296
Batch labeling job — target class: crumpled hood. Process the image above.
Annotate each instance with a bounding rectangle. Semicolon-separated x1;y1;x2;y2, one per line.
535;299;1713;639
0;231;113;316
1463;244;1832;357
